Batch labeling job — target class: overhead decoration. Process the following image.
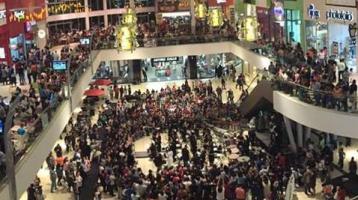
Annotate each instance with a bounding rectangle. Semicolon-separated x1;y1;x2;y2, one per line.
9;8;46;22
116;25;138;52
194;3;207;20
208;8;224;28
122;8;137;27
47;2;85;15
116;7;138;52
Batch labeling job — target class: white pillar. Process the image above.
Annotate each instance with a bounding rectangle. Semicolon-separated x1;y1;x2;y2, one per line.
129;0;135;8
297;123;303;148
36;20;47;49
103;0;108;27
283;117;297;153
305;127;311;142
84;0;90;30
190;0;196;34
356;41;358;72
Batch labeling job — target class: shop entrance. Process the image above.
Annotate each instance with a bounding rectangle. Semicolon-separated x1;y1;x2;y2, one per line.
105;53;244;84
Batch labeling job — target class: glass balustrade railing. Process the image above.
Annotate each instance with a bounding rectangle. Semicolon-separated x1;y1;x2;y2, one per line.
0;50;99;186
272;79;357;113
0;86;67;184
92;33;238;50
69;50;99;88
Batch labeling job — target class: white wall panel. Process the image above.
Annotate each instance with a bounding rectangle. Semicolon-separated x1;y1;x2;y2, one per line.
273;91;358;138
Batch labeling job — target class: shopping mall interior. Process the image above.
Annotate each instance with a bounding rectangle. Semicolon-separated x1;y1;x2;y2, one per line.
0;0;357;200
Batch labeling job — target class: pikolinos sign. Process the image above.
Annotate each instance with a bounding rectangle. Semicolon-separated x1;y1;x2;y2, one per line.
326;9;354;21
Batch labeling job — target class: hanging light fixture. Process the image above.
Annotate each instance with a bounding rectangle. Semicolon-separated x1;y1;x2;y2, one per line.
122;8;137;27
116;25;138;52
208;8;224;28
195;3;207;20
116;7;138;52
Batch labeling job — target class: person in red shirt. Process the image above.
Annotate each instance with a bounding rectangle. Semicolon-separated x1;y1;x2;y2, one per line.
276;152;287;169
336;186;346;200
235;186;246;200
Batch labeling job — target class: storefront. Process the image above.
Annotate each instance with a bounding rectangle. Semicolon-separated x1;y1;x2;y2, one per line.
303;0;357;70
145;56;186;82
9;34;25;61
0;0;8;63
1;0;46;63
284;9;301;43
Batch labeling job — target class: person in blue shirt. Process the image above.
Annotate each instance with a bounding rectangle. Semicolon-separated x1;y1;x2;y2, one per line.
17;124;26;136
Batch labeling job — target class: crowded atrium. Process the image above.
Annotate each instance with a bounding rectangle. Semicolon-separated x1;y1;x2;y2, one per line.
0;0;357;199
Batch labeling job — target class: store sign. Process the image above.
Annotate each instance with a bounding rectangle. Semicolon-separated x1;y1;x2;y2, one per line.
326;9;354;22
0;48;5;59
274;6;284;17
305;2;355;23
152;57;179;62
272;0;284;21
13;10;25;21
38;29;46;39
0;10;5;20
307;4;320;19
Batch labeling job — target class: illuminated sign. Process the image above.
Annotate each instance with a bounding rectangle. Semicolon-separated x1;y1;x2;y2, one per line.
153;57;179;62
38;29;46;39
0;10;5;20
0;48;5;59
272;0;284;21
307;4;320;19
326;9;354;21
14;10;25;21
274;6;284;17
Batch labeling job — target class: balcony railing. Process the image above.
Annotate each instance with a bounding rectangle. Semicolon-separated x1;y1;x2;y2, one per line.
273;79;357;113
0;50;98;186
0;89;66;182
92;33;238;50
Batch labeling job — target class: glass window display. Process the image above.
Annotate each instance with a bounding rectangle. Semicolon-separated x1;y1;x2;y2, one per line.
305;21;328;50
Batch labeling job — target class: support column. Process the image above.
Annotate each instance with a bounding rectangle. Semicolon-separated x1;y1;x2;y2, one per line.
129;0;135;8
187;56;198;79
36;20;47;49
103;0;108;27
305;127;311;142
129;59;141;84
190;0;196;34
84;0;90;30
297;123;303;148
283;117;297;153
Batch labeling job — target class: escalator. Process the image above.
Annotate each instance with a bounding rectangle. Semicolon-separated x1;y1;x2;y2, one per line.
239;80;273;118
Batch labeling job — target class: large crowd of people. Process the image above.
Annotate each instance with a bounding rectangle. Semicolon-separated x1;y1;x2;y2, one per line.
0;40;91;180
0;17;356;200
254;40;357;113
35;74;349;200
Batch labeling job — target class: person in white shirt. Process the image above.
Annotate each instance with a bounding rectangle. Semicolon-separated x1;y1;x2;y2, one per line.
158;191;167;200
337;59;346;81
216;185;225;200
